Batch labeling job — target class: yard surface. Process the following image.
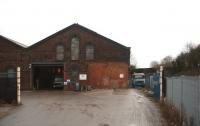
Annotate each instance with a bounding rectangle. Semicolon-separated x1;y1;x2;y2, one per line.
0;89;167;126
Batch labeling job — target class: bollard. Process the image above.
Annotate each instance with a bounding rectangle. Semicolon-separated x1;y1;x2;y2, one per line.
17;67;21;104
160;66;163;101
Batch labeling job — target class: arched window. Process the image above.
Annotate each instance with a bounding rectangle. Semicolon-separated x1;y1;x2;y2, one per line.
71;37;79;60
7;68;15;78
56;45;64;60
86;44;94;60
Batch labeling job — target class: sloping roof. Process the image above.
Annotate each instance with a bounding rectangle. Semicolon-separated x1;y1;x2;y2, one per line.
0;35;27;48
28;23;130;50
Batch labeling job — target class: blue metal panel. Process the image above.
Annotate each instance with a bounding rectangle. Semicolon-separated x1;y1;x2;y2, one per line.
152;73;160;98
75;82;80;91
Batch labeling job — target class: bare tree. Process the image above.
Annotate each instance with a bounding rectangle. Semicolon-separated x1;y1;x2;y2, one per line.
161;56;173;68
130;51;137;67
150;61;160;69
129;51;137;75
183;42;196;53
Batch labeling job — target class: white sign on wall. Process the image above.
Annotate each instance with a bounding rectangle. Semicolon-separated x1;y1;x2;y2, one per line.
119;74;124;78
79;74;87;80
64;79;70;85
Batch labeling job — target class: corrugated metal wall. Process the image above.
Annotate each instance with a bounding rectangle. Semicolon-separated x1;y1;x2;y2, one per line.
166;76;200;126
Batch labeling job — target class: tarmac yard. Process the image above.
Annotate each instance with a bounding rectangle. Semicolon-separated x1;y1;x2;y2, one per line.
0;89;167;126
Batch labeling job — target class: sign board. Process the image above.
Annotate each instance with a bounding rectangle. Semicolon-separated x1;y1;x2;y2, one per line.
119;74;124;78
79;74;87;80
64;81;68;85
64;79;70;85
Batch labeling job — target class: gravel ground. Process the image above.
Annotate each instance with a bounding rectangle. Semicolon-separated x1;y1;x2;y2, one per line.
0;89;167;126
0;104;16;119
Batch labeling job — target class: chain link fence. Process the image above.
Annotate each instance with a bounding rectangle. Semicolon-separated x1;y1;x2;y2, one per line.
166;76;200;126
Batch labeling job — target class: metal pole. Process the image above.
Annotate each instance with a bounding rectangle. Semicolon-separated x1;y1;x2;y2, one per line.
17;67;21;104
160;66;163;101
198;76;200;126
181;76;183;124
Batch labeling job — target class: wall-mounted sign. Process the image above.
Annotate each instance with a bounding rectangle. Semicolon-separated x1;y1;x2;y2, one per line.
79;74;87;80
119;74;124;78
64;79;70;85
64;81;68;85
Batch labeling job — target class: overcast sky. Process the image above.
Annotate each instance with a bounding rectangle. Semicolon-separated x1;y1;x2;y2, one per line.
1;0;200;68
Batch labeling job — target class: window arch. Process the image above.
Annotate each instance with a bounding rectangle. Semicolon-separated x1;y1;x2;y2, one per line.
86;44;94;60
71;37;79;60
56;44;64;60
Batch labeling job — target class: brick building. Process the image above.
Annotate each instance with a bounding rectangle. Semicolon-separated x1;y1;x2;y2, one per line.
0;24;130;90
0;35;27;77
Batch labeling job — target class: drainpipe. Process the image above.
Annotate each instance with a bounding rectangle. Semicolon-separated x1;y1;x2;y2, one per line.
29;64;32;90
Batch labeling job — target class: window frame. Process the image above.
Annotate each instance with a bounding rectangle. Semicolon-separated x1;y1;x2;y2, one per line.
7;68;16;78
56;44;65;61
86;44;94;60
71;36;80;60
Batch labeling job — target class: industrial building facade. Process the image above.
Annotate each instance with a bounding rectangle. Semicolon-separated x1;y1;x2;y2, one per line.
0;24;130;90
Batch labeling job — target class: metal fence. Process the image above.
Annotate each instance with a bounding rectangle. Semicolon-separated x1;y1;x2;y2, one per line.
145;73;160;98
166;76;200;126
0;72;17;103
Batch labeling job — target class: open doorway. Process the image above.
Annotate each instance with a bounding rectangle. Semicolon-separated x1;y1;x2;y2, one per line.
32;65;64;90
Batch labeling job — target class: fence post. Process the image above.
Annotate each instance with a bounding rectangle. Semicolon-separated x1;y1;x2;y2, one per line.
180;76;183;124
160;66;163;101
172;78;173;104
17;67;21;104
198;76;200;126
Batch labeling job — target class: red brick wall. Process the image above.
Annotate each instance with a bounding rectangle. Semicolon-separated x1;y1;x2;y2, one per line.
0;36;23;72
88;62;128;89
27;25;130;63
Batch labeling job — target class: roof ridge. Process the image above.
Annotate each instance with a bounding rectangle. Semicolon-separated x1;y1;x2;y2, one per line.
0;35;27;48
28;23;130;49
74;24;130;49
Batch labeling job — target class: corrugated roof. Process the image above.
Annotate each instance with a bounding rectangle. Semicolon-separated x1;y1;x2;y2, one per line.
0;35;27;48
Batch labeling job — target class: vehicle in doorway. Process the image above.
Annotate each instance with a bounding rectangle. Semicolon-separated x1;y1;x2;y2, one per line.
133;73;145;87
52;77;64;89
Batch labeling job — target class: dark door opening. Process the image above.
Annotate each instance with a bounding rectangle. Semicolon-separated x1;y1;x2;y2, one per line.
33;65;64;90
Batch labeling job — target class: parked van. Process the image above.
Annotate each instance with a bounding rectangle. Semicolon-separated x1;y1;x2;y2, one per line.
133;73;145;87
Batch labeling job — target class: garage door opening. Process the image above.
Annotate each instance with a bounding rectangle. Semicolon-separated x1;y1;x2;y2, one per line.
32;65;64;90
